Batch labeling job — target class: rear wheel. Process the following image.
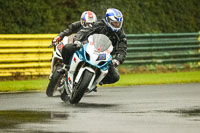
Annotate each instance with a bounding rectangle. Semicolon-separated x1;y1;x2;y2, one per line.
46;65;63;97
69;70;93;104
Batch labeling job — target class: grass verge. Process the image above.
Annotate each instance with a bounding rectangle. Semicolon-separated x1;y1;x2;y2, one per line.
106;70;200;87
0;70;200;92
0;79;48;92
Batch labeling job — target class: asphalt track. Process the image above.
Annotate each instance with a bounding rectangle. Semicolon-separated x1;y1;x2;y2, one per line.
0;83;200;133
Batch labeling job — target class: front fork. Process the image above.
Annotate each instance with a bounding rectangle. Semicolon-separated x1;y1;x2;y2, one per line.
49;57;63;80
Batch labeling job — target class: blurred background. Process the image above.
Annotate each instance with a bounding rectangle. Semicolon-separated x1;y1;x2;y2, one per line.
0;0;200;34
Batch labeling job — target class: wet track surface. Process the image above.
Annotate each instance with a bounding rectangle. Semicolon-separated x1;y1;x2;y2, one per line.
0;83;200;133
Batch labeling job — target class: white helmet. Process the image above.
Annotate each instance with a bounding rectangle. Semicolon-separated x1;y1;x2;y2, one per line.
81;11;97;28
105;8;123;32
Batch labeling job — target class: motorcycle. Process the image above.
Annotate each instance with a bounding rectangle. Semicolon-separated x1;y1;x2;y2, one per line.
60;34;113;104
46;35;74;97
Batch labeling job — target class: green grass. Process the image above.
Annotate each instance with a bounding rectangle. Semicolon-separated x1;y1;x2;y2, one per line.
0;79;48;92
109;70;200;87
0;70;200;92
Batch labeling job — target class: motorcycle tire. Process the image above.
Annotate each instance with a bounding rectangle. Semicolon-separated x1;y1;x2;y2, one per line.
70;70;93;104
46;65;63;97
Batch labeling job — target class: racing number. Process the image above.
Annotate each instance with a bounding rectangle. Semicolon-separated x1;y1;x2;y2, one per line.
98;53;106;60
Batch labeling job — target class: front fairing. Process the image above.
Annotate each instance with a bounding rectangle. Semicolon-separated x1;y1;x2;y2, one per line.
75;34;113;71
66;34;113;93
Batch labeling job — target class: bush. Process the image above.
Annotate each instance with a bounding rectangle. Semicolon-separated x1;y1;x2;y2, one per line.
0;0;200;34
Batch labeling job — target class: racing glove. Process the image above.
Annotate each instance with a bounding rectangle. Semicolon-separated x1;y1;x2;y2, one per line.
52;36;61;46
74;41;82;50
112;59;120;68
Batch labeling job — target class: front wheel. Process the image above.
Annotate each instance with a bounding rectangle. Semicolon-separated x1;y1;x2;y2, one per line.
46;65;63;97
69;70;93;104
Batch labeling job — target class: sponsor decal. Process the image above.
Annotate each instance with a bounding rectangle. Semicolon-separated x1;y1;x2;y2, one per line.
68;77;71;84
57;43;64;50
73;57;76;62
97;46;101;52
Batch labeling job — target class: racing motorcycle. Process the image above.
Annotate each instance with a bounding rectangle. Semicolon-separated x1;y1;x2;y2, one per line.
60;34;113;104
46;35;74;97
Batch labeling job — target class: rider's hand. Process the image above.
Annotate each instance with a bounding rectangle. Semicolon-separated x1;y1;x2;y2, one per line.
112;59;120;68
74;41;82;50
52;36;61;46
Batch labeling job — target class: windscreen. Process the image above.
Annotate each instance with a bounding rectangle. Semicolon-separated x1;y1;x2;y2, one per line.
92;34;112;52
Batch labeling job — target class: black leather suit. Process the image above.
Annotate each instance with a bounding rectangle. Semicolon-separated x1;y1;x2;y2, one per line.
58;21;82;40
62;19;127;84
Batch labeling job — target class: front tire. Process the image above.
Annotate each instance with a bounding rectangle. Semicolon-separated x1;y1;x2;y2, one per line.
69;70;93;104
46;65;63;97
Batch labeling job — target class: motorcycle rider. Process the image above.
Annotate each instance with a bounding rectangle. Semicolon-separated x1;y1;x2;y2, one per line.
49;11;97;79
52;11;97;47
61;8;127;85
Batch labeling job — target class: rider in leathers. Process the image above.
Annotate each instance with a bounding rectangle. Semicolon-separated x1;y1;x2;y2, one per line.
52;11;97;46
49;11;97;79
52;21;82;44
62;8;127;84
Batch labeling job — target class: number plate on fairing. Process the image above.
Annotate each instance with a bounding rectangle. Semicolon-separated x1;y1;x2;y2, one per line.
97;53;106;61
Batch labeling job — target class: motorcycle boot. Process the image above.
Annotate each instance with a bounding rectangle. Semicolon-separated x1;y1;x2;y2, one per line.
99;81;103;86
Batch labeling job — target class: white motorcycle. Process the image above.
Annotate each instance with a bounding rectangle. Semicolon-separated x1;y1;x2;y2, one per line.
46;35;74;97
60;34;113;104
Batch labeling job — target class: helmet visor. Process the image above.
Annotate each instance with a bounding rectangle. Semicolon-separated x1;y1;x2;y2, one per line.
107;17;122;29
84;23;93;28
111;21;121;28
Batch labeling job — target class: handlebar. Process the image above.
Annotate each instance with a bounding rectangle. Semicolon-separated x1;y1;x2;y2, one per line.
48;42;59;48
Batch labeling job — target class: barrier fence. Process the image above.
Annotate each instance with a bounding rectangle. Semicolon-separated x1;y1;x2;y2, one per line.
0;33;200;77
0;34;56;77
125;33;200;65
